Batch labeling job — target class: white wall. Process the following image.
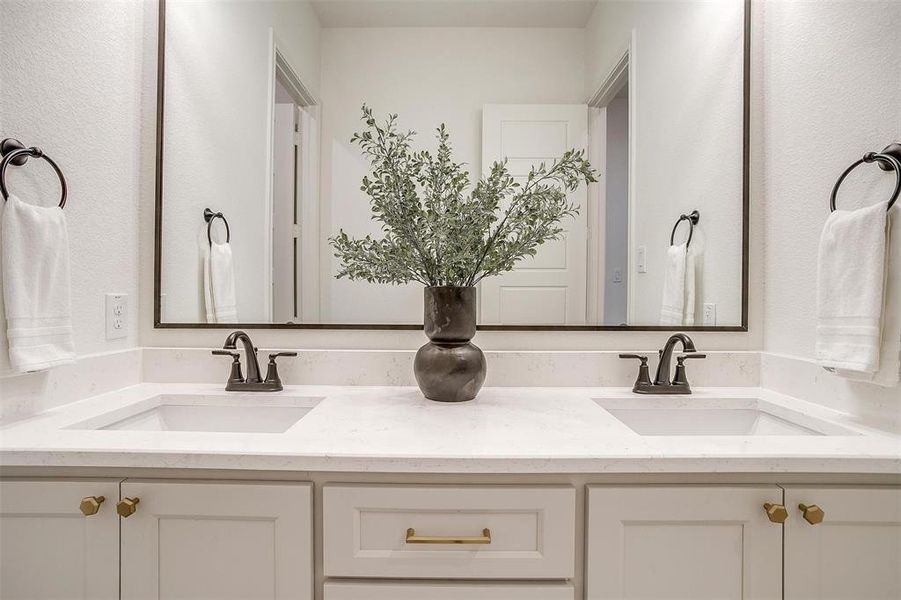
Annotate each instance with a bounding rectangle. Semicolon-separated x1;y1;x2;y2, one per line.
318;27;586;323
585;0;745;325
160;0;321;323
760;0;901;403
0;0;143;373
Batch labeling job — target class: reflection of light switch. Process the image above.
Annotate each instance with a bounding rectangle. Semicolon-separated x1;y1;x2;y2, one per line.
703;303;717;326
637;246;647;273
613;268;623;283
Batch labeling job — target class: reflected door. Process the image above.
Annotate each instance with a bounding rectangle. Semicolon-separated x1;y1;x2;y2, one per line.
480;104;589;325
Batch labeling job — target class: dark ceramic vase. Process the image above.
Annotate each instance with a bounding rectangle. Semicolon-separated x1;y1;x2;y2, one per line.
414;286;486;402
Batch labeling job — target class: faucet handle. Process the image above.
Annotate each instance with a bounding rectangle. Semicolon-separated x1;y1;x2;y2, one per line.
212;350;244;385
619;354;653;391
263;352;298;390
672;353;707;388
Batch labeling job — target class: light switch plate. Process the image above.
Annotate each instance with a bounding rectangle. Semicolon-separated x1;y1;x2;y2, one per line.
703;303;717;326
637;246;647;273
105;293;128;340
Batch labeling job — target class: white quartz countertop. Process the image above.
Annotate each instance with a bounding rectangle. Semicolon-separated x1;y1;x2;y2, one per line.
1;384;899;474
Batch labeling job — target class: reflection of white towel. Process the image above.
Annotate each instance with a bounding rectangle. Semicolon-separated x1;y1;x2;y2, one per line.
1;195;75;372
816;203;888;375
203;242;237;323
684;246;697;326
660;244;687;325
835;211;900;386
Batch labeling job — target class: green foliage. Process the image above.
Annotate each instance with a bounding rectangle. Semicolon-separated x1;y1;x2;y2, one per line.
329;105;597;287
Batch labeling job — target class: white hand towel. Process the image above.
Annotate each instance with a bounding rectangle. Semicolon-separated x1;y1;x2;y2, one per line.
816;202;888;374
660;243;687;325
202;241;216;323
836;210;900;386
1;194;76;372
209;242;237;323
684;245;698;326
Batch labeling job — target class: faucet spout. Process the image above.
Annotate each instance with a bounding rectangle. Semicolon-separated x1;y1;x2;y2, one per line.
223;330;262;383
653;333;696;386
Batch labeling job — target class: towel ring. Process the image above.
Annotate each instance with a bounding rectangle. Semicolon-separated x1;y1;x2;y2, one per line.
830;143;901;212
0;138;68;208
670;210;700;247
203;207;230;246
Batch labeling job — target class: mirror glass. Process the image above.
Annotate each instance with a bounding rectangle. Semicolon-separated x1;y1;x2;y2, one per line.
157;0;746;328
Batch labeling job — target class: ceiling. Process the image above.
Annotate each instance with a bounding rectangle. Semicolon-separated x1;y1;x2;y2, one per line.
311;0;598;28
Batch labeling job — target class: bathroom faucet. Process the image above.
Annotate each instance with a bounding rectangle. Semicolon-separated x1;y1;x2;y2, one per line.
212;331;296;392
619;333;706;394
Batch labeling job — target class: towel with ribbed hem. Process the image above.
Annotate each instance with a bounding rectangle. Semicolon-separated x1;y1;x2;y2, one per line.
816;202;888;374
834;210;900;386
1;194;76;372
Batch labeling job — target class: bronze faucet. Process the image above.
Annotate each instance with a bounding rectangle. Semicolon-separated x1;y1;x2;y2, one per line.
619;333;706;394
212;331;296;391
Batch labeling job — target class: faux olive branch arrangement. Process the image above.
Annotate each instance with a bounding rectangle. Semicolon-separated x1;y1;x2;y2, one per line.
329;105;597;287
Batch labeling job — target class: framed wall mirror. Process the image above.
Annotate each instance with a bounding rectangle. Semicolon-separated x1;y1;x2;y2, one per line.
154;0;749;331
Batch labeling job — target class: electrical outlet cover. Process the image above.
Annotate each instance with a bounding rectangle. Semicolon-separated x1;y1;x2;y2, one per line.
105;293;128;340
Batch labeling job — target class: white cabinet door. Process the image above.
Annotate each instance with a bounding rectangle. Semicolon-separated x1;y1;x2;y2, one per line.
0;479;120;600
120;480;312;600
586;486;783;600
324;582;575;600
784;486;901;599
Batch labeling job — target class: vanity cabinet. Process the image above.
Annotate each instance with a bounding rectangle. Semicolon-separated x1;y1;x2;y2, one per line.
0;479;120;600
119;481;313;600
585;486;784;599
784;486;901;599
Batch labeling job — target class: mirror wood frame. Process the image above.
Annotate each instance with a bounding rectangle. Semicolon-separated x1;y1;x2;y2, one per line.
153;0;751;332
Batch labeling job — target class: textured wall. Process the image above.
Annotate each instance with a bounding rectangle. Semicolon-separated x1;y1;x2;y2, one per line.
760;0;901;356
0;0;143;372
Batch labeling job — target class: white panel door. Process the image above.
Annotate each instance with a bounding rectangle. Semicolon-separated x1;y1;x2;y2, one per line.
586;486;783;600
480;104;589;325
324;582;575;600
784;486;901;599
121;481;313;600
0;479;119;600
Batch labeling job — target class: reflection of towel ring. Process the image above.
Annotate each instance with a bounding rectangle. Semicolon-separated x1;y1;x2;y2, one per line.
830;143;901;213
670;210;700;248
204;207;230;247
0;138;68;208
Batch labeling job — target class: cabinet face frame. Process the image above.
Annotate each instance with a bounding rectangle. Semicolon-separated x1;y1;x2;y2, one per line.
324;581;576;599
585;485;784;600
119;480;313;600
0;479;121;600
783;485;901;599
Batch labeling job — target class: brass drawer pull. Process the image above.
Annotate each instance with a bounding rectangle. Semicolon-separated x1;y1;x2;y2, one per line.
405;527;491;545
763;502;788;523
117;497;140;518
79;495;105;516
799;503;825;525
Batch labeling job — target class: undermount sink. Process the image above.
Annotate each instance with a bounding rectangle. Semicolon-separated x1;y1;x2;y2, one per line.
594;397;853;436
69;394;322;434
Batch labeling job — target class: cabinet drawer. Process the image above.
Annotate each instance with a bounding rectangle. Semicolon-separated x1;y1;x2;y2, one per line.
323;485;575;579
324;582;575;600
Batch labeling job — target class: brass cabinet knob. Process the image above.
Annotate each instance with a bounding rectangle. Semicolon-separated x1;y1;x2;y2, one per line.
763;502;788;523
116;497;140;518
79;496;105;516
799;503;825;524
